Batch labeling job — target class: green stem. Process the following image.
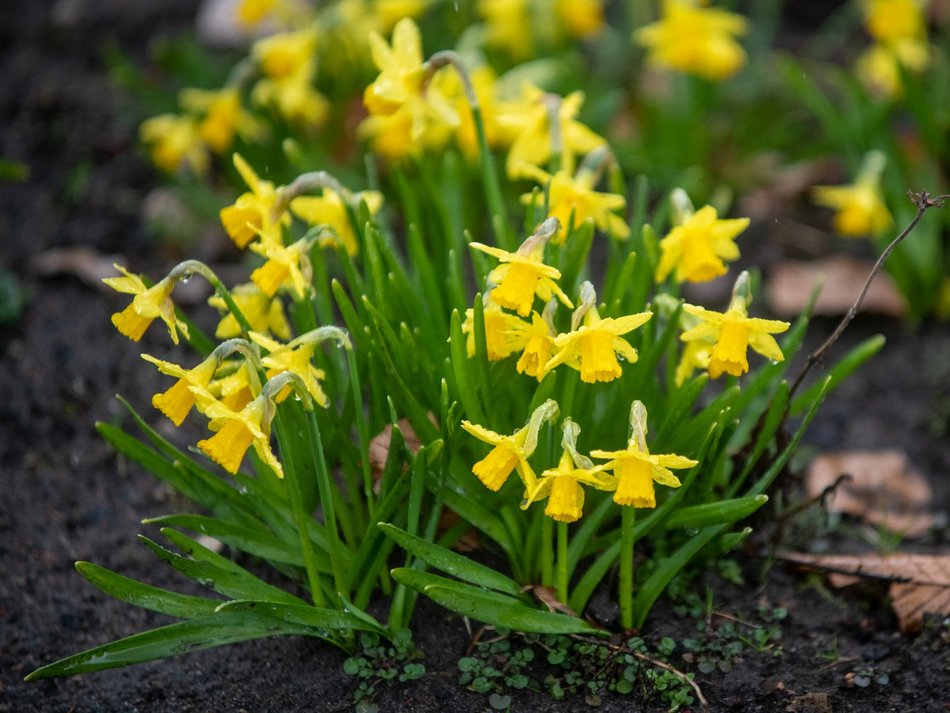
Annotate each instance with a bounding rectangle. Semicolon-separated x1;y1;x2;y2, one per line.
345;347;373;522
274;412;326;608
619;506;635;630
557;521;569;604
306;408;348;601
472;106;512;250
541;515;554;587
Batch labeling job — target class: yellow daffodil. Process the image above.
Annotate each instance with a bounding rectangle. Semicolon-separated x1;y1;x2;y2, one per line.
449;65;501;157
179;87;266;154
862;0;927;46
856;40;929;98
674;339;712;386
544;282;652;384
516;302;557;380
523;420;613;523
209;360;257;412
209;283;291;340
103;265;188;344
249;237;313;299
634;0;748;81
478;0;604;59
361;18;459;150
461;399;559;491
655;192;748;283
470;219;573;317
556;0;604;39
251;28;329;128
252;72;330;128
461;300;530;361
139;114;208;175
497;85;606;178
519;163;629;241
236;0;310;28
591;401;697;508
249;331;328;407
478;0;533;59
141;353;220;426
193;390;283;478
253;27;318;80
681;272;790;379
219;154;288;250
291;189;383;256
812;151;892;237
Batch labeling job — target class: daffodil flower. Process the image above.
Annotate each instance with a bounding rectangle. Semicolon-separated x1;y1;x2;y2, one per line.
461;399;559;491
219;154;289;250
179;87;267;154
470;218;573;317
655;191;748;284
461;300;530;361
681;272;790;379
543;282;652;384
291;189;384;256
209;359;258;412
862;0;927;46
249;330;333;408
209;283;291;341
812;152;893;237
139;114;208;175
591;401;697;508
523;419;613;523
497;85;606;178
250;236;314;299
103;264;189;344
519;163;629;241
141;352;220;426
516;301;558;380
192;388;284;478
634;0;748;81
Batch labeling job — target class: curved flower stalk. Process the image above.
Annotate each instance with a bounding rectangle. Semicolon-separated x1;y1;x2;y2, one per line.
543;282;652;383
461;398;560;491
655;189;748;284
249;326;350;407
812;151;893;237
102;264;190;344
634;0;748;81
470;217;573;316
681;271;790;379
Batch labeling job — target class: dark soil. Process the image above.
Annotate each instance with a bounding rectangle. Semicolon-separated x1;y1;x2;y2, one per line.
2;3;948;712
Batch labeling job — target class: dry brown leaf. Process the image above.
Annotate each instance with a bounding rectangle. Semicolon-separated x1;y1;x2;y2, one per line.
780;552;950;632
806;450;934;537
523;585;578;617
767;256;905;318
29;246;123;291
368;419;423;487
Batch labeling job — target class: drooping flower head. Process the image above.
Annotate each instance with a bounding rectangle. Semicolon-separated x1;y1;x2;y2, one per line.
249;235;314;299
179;87;267;155
291;188;384;256
470;217;573;317
192;387;283;478
681;271;790;379
543;282;652;383
461;399;559;492
497;85;606;179
591;401;697;508
209;283;291;341
812;151;893;237
219;154;289;250
516;301;558;380
522;419;613;523
249;326;350;408
139;114;208;175
655;189;748;284
634;0;748;81
142;352;221;427
519;157;629;241
103;264;189;344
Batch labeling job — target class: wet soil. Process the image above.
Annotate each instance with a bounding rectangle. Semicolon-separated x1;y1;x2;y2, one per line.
2;2;949;712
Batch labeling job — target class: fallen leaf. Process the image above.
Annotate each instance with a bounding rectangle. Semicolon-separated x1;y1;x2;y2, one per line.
780;552;950;632
368;419;423;487
767;256;905;318
523;584;578;617
29;246;123;291
806;450;934;537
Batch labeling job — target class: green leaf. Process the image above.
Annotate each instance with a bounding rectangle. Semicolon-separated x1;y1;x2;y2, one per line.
379;523;522;596
140;533;307;607
214;600;384;635
75;562;220;619
661;495;768;530
391;569;605;636
25;612;314;681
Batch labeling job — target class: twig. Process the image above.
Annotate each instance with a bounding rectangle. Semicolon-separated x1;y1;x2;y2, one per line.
774;473;853;523
788;190;949;399
570;635;709;712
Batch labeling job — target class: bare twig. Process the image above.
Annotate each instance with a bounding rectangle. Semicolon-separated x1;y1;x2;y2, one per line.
788;190;949;398
570;635;709;712
775;473;853;523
